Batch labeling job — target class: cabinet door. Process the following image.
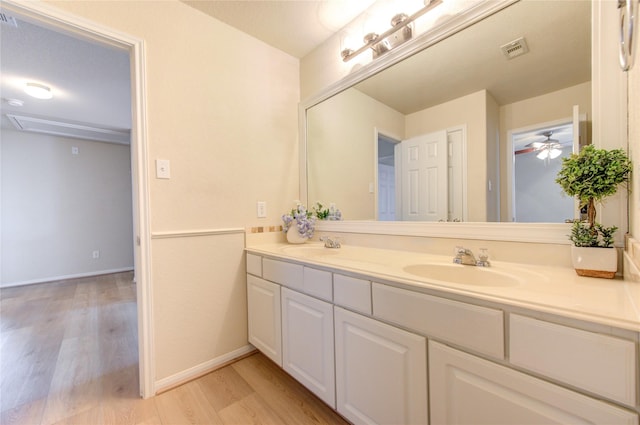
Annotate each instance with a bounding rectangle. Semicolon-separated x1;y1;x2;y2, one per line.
281;288;335;407
429;341;638;425
247;275;282;366
334;307;427;425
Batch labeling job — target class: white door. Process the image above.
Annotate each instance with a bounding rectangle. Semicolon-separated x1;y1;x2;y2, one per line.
334;307;428;425
378;163;395;221
281;288;335;408
247;275;282;366
429;341;637;425
400;130;448;221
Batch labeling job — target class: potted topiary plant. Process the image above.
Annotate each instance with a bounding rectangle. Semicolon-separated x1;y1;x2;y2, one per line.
556;145;632;278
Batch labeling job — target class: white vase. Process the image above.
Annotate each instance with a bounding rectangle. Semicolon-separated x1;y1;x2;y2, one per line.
286;226;307;244
570;246;617;278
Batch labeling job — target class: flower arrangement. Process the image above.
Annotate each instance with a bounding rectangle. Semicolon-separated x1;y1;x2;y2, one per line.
313;201;342;221
282;202;316;239
282;201;343;240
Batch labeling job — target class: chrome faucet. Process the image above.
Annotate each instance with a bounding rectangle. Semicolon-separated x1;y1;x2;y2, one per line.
320;236;341;249
453;246;490;267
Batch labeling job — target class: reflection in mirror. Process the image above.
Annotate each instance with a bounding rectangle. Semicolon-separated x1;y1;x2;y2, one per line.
306;0;591;223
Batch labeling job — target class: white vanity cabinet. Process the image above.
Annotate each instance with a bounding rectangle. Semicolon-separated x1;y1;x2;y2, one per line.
246;274;282;366
246;250;639;425
429;341;638;425
281;287;335;407
334;306;428;425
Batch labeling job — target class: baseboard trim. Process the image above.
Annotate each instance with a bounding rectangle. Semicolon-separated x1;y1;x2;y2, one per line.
1;267;135;288
154;345;256;394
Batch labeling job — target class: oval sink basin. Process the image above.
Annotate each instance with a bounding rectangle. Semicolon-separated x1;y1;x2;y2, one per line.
403;263;520;287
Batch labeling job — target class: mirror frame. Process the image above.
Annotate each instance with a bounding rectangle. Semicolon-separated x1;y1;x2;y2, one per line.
299;0;619;244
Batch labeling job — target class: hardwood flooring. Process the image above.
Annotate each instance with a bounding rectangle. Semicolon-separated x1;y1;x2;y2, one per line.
1;272;350;425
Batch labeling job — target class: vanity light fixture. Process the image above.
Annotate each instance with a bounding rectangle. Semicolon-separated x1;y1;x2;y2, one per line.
24;82;53;100
341;0;442;62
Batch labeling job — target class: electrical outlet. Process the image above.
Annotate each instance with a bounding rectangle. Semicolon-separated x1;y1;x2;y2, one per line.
72;146;79;155
257;201;267;218
92;250;100;259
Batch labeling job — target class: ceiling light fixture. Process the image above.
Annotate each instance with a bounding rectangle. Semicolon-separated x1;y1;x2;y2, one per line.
24;82;53;100
341;0;442;62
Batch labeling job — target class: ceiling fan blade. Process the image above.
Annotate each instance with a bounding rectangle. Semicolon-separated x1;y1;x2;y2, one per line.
515;147;537;155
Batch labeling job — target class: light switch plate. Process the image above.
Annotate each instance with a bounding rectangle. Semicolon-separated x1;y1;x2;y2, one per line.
257;201;267;218
156;159;170;179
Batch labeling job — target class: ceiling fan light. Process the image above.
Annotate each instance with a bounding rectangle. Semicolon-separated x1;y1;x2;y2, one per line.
536;149;549;160
549;148;562;159
24;82;53;100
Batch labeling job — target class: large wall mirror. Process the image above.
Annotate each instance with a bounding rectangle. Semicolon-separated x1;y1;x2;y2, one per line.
305;0;594;229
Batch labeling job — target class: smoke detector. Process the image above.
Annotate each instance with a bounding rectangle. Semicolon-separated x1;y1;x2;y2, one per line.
500;37;529;60
6;98;24;107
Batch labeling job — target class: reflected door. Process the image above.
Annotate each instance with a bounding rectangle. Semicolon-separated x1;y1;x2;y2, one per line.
400;130;448;221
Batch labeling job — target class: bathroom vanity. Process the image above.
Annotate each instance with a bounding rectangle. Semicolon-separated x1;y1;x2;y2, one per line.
245;243;639;425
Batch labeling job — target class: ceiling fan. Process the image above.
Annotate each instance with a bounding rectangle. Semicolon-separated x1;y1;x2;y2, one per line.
515;131;566;160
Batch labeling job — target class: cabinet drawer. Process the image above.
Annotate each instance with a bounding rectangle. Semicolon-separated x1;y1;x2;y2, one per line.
263;258;303;290
303;267;332;301
373;283;504;359
246;253;262;277
334;274;371;315
510;314;637;406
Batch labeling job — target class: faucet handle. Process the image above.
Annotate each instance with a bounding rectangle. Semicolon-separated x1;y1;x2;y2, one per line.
476;248;490;267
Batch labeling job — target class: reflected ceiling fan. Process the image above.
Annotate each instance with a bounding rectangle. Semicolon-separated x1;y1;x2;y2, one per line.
515;131;566;160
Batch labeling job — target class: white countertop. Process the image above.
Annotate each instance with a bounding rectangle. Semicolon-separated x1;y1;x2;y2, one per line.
246;243;640;332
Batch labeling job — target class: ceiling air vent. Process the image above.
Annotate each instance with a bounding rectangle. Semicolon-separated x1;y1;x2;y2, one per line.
6;114;131;145
500;37;529;60
0;12;18;27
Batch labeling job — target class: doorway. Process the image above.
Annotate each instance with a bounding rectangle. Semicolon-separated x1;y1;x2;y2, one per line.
377;133;400;221
509;114;584;223
0;0;151;397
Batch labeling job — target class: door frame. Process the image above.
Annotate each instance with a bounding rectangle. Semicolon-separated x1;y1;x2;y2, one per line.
373;127;402;220
3;0;154;397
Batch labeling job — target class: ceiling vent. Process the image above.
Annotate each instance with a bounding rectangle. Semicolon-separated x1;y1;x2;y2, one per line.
0;12;18;27
500;37;529;60
6;114;130;145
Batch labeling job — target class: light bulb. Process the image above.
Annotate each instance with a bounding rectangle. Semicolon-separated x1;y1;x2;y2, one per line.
549;148;562;159
536;149;549;160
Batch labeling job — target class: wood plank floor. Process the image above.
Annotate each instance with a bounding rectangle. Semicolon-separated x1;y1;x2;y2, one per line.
0;272;350;425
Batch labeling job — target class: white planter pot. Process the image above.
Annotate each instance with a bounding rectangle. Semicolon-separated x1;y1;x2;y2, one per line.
286;226;307;244
570;246;617;279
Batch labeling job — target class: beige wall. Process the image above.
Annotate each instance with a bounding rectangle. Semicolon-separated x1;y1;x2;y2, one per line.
498;82;591;221
45;0;300;384
406;90;489;222
486;92;500;222
307;88;404;220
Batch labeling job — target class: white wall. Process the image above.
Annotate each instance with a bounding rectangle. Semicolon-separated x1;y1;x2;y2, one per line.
1;130;133;286
514;147;574;223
